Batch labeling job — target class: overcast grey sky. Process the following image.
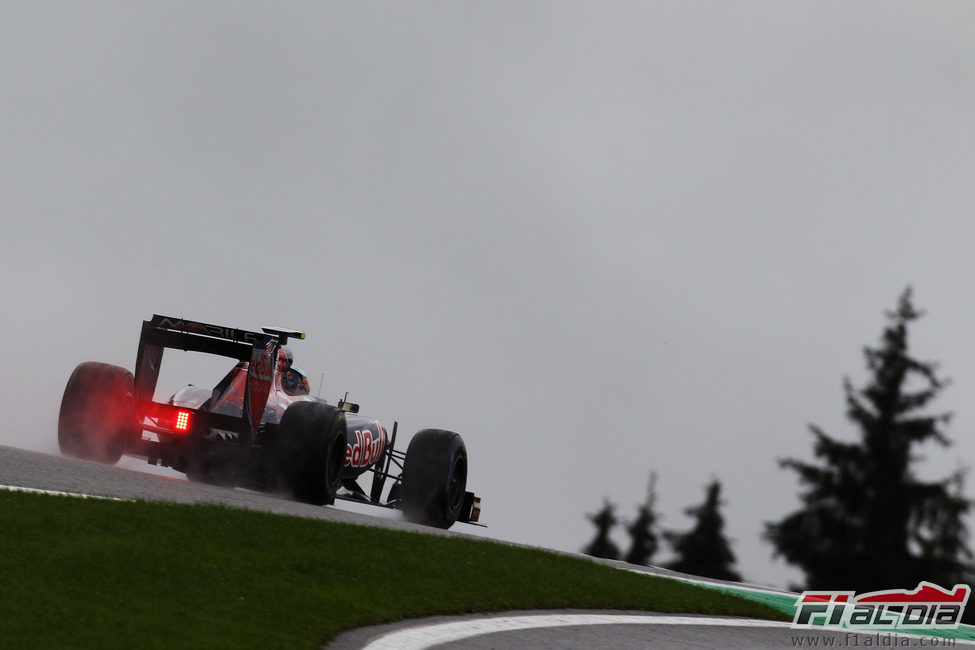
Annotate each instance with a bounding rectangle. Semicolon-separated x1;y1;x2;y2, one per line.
4;2;975;587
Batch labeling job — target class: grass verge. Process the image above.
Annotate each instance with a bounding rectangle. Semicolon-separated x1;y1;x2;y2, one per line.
0;491;787;649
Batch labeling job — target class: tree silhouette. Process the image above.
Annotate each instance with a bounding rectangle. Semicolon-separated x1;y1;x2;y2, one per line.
582;499;621;560
665;479;742;581
766;288;972;592
624;473;660;566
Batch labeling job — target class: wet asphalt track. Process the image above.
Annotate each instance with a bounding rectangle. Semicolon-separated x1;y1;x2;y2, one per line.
2;445;962;649
327;611;956;649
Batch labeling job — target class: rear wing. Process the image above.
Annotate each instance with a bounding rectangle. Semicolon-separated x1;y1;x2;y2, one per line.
134;315;305;436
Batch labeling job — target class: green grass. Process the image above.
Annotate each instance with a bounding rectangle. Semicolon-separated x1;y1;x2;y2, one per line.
0;491;786;649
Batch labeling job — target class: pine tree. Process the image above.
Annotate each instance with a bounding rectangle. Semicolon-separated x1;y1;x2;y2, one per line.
765;288;972;592
665;480;742;581
624;473;660;566
582;499;621;560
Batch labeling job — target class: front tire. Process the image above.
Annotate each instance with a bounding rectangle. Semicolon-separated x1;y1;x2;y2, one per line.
58;362;136;464
274;401;346;505
401;429;468;529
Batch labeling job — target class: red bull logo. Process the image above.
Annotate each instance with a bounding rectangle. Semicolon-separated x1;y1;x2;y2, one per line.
346;425;387;468
245;336;276;432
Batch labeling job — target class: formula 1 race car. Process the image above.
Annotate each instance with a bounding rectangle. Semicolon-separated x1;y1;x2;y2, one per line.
57;314;480;529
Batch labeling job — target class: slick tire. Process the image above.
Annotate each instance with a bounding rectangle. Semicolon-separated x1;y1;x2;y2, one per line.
275;401;346;506
58;362;136;465
401;429;467;529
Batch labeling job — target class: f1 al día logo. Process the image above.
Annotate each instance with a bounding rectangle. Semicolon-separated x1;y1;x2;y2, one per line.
792;582;970;630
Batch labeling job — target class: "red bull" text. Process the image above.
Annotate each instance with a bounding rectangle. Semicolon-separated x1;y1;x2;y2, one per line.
346;426;386;468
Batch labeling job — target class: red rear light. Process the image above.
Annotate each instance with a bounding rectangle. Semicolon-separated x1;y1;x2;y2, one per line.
139;403;196;436
175;410;191;431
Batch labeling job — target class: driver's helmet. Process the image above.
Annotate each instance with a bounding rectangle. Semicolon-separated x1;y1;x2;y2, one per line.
282;366;311;395
277;346;294;373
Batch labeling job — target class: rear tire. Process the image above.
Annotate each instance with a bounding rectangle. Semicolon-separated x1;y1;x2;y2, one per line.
274;401;346;505
58;362;136;465
401;429;467;529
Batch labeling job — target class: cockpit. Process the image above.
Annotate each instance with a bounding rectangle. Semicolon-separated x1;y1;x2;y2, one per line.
281;366;310;396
